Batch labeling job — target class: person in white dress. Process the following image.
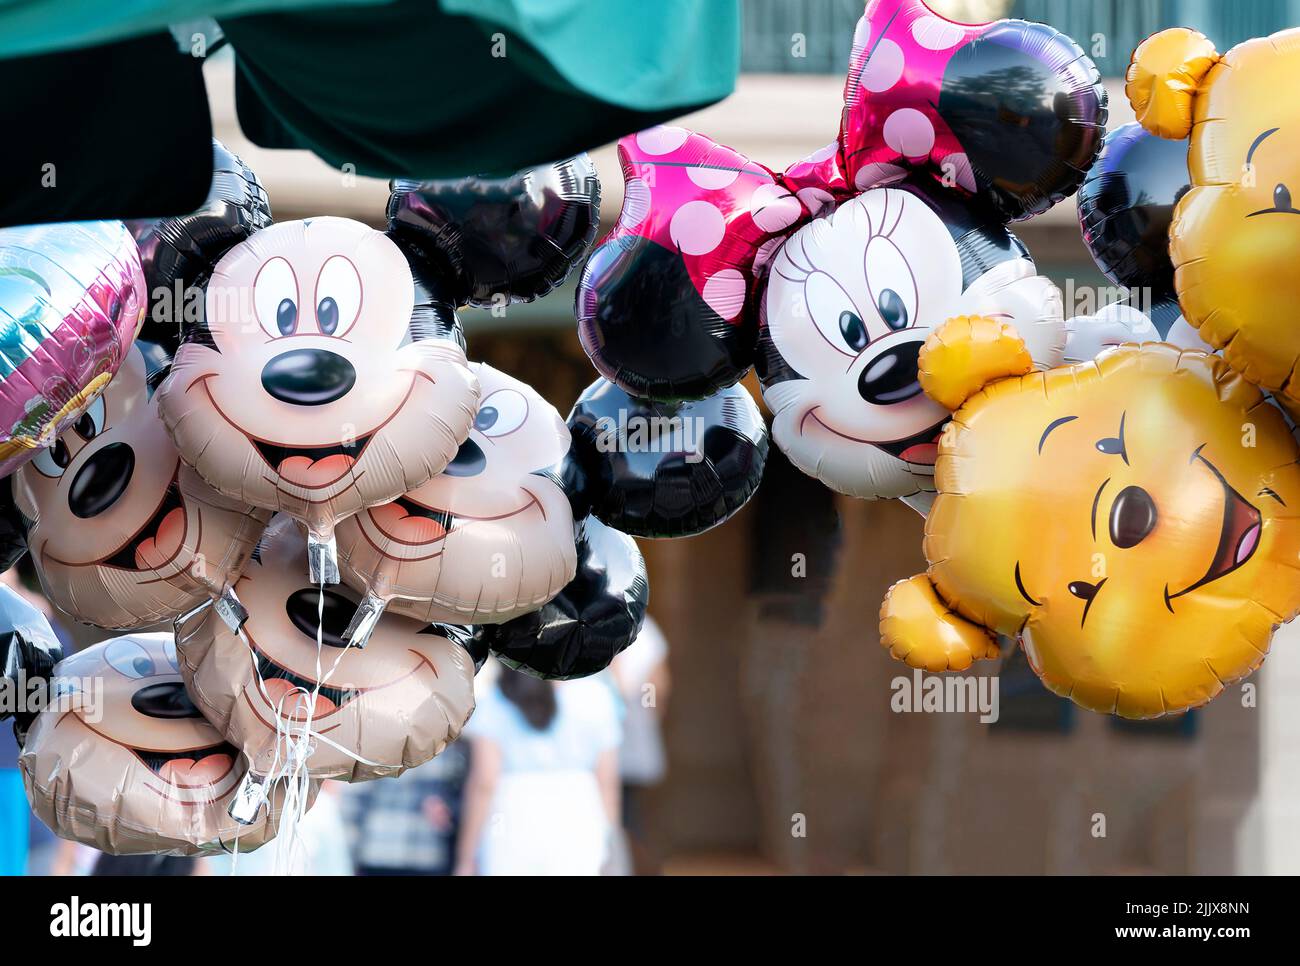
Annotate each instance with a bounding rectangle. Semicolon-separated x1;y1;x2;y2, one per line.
455;662;621;876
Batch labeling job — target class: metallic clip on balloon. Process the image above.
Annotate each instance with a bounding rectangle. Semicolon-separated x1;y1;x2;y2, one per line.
154;157;484;587
578;0;1106;507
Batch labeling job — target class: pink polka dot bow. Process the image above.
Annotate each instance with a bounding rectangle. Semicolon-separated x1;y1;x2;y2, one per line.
574;0;1105;401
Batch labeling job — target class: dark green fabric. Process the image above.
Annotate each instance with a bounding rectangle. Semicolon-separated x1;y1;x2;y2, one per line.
0;32;212;227
221;0;739;178
0;0;385;60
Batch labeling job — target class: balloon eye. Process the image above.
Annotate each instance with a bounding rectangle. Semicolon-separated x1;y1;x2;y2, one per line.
474;406;498;432
877;289;908;329
1276;183;1293;211
73;413;94;438
839;311;868;352
32;438;72;477
70;394;104;442
317;297;339;335
277;298;298;336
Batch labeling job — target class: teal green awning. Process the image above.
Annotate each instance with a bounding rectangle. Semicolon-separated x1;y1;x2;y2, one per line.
0;0;739;224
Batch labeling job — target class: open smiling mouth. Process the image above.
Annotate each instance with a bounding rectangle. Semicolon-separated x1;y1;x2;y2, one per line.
101;474;186;571
252;647;361;719
802;409;946;467
1165;456;1262;608
253;435;373;478
133;740;238;788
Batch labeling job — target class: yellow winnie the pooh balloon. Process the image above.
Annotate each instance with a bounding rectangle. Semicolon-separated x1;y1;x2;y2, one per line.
879;317;1300;718
1126;26;1300;408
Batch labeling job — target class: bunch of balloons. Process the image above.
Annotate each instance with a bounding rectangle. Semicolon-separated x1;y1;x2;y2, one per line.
577;0;1107;511
0;139;768;855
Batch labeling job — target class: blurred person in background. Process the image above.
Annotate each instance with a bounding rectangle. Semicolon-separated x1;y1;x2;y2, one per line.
340;742;468;876
611;616;671;875
455;663;621;876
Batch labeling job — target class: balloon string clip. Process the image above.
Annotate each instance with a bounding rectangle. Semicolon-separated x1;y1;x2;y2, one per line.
228;772;268;826
307;532;340;585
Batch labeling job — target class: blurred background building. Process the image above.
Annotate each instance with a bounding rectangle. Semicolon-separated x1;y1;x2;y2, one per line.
16;0;1300;874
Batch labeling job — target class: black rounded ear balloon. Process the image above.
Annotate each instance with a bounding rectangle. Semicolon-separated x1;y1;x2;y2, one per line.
127;139;272;347
1077;122;1191;337
564;377;768;538
386;154;600;308
475;517;648;680
935;20;1107;222
0;586;64;743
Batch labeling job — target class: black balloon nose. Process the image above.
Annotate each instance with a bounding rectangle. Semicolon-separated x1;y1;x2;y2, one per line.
858;341;923;405
131;681;203;719
261;349;356;406
443;437;486;477
68;442;135;518
286;588;356;647
1109;485;1158;548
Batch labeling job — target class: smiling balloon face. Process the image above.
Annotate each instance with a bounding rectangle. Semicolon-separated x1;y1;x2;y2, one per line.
176;518;476;781
156;217;479;544
14;343;270;629
20;633;302;854
758;181;1065;502
920;344;1300;717
337;363;576;624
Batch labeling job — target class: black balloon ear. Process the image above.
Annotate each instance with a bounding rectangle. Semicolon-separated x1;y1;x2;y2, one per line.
563;377;768;538
473;516;648;680
404;254;467;351
0;478;28;575
386;154;600;309
128;138;272;349
0;585;63;744
938;20;1107;222
1077;122;1190;312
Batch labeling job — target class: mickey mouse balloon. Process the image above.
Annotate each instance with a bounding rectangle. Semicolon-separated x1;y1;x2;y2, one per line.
177;518;476;782
20;632;306;854
336;363;577;645
15;342;269;630
157;216;479;583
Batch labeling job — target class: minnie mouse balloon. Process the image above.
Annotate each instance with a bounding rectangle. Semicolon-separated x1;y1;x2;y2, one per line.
0;220;145;478
14;342;269;630
757;177;1065;503
157;216;479;584
177;518;476;783
388;154;600;307
336;363;576;645
20;632;307;854
564;377;768;537
476;516;648;680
